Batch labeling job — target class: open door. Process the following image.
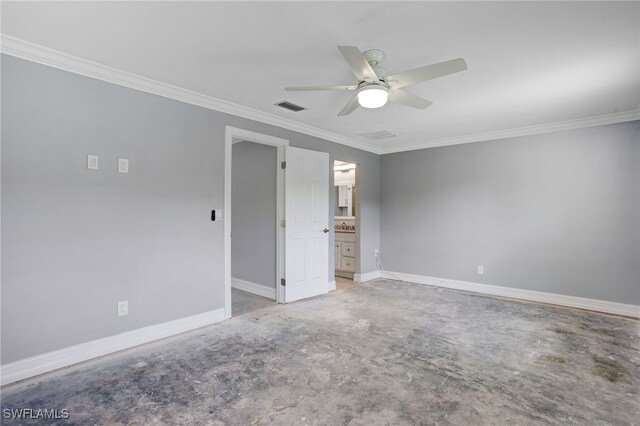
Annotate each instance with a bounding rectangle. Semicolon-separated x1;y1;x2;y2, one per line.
283;146;330;302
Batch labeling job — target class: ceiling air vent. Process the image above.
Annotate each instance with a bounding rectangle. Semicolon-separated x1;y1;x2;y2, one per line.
360;130;397;140
275;100;307;112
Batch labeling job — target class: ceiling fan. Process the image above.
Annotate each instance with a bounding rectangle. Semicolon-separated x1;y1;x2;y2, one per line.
285;46;468;116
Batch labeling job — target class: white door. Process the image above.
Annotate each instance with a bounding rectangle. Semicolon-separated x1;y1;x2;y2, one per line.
284;146;329;302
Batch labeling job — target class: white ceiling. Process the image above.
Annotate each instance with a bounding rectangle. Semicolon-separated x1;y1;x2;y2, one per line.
2;1;639;153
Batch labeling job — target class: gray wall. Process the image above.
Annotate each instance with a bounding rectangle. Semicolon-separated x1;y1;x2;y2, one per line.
1;55;380;363
12;49;636;367
231;141;277;288
381;121;640;305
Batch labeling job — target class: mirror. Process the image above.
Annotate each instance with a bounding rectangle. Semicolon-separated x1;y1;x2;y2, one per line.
334;161;356;217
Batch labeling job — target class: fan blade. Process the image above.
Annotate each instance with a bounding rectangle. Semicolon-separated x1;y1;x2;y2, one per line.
386;58;467;89
337;94;360;116
337;46;379;83
285;85;357;91
388;89;433;109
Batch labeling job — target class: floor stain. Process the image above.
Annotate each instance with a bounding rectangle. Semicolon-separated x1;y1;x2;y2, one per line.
540;354;568;364
592;355;627;383
549;327;577;336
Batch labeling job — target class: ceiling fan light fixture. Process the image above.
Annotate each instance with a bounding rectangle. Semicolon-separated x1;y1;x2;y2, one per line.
284;46;466;115
357;85;388;109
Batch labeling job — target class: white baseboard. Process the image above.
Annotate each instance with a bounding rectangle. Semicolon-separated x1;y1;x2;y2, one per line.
232;277;276;300
0;308;226;386
356;270;382;283
328;280;336;291
378;271;640;318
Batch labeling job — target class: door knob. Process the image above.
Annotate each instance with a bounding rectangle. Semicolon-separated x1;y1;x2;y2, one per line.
322;228;330;233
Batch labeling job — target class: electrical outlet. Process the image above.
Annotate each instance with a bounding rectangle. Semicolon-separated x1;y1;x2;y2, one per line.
374;249;380;257
87;154;98;170
118;158;129;174
477;265;484;275
117;300;128;317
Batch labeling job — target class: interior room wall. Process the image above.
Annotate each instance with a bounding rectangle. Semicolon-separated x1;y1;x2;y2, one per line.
1;55;381;363
2;51;637;369
231;141;277;289
380;121;640;305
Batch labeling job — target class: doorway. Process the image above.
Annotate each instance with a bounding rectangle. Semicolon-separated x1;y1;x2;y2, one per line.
230;140;279;316
224;127;287;319
224;127;331;318
334;160;358;290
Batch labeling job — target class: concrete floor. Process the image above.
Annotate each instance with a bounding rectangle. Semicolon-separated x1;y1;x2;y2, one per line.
2;279;638;425
232;287;276;317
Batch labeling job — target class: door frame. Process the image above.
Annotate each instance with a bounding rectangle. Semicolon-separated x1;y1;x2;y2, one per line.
224;126;288;319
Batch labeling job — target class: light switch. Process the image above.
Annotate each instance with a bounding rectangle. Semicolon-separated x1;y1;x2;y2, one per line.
210;209;224;221
477;265;484;275
87;155;99;170
211;209;223;221
118;158;129;174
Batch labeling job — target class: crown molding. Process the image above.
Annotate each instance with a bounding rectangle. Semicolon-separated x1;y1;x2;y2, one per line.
0;34;381;154
2;34;638;156
380;107;640;154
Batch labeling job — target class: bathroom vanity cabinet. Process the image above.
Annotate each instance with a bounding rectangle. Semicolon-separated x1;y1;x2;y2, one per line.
335;231;356;279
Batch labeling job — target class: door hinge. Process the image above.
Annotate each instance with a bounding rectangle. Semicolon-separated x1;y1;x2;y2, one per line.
281;219;286;228
281;161;287;169
281;278;286;286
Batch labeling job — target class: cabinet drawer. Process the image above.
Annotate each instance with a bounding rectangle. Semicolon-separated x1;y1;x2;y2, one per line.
340;257;356;272
340;242;355;258
335;232;355;243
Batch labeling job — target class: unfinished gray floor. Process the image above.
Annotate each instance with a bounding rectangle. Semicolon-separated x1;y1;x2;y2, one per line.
2;279;638;425
232;287;276;317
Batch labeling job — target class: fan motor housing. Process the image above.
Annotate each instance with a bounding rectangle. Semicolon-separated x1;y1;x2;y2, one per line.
363;49;385;66
364;49;388;79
